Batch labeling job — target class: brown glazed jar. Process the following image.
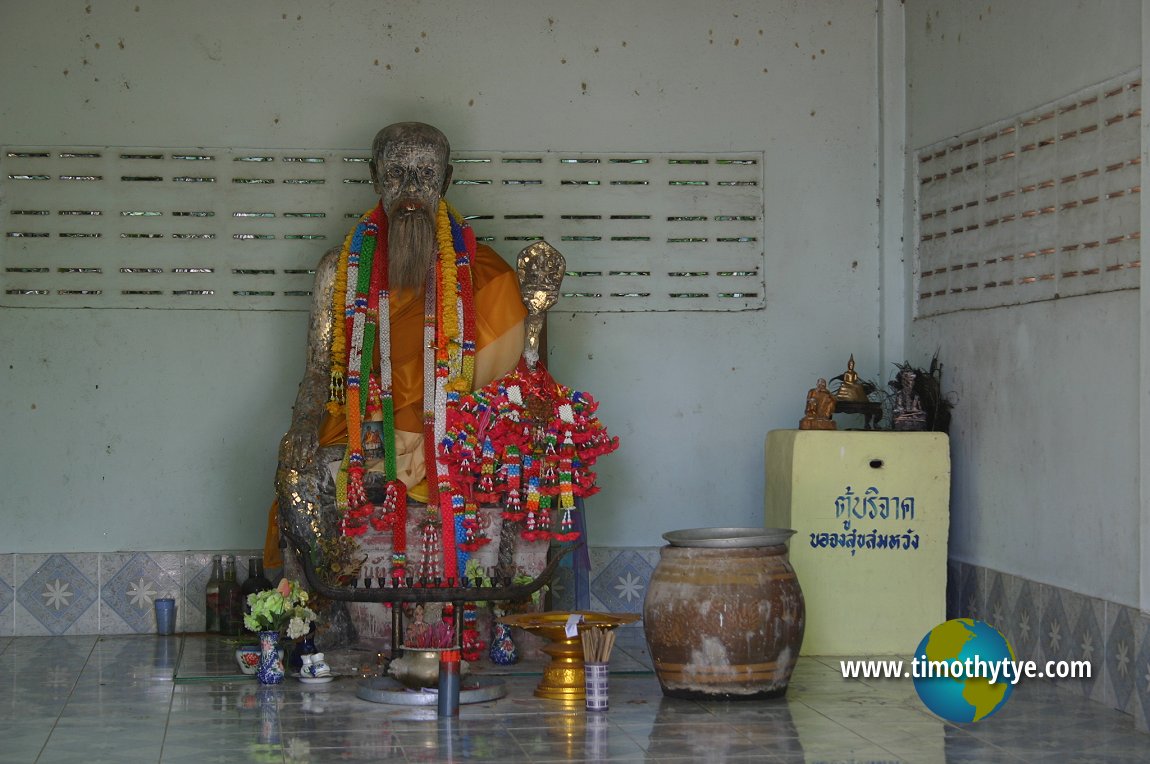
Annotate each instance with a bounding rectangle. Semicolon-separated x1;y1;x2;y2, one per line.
642;527;805;699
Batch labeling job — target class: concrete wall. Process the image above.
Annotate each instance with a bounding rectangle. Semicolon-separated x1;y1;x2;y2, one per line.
904;0;1144;607
0;1;887;552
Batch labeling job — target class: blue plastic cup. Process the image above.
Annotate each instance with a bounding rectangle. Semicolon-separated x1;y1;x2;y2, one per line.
154;598;176;635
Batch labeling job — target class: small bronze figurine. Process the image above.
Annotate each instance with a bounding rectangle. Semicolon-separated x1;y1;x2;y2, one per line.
892;367;928;431
799;378;837;430
832;355;869;402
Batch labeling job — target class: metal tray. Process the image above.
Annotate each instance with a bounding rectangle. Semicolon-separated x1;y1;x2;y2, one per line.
356;676;507;706
661;527;795;548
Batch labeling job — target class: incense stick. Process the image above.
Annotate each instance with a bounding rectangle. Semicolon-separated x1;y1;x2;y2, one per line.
581;627;617;663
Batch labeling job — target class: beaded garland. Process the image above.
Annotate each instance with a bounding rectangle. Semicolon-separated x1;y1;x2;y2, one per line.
439;362;620;544
327;200;619;583
461;601;485;662
328;200;480;583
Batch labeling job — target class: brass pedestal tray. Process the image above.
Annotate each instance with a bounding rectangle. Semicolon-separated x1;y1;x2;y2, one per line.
498;611;639;702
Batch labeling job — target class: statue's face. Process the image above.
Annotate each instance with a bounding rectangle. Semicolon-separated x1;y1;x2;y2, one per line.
370;124;452;220
368;123;454;290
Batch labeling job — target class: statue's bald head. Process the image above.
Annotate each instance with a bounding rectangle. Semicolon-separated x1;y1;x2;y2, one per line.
369;122;452;209
373;122;451;157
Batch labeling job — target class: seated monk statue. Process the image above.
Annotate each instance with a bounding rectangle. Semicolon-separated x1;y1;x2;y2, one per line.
799;378;836;430
266;122;527;603
832;354;868;402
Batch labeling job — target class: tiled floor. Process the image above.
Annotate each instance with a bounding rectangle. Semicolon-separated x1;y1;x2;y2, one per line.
0;628;1146;763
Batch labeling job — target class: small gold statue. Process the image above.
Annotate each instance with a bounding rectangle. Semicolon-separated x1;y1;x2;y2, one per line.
799;378;836;430
832;354;868;402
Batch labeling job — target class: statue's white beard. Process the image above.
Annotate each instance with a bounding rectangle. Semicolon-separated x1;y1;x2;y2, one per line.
388;210;437;291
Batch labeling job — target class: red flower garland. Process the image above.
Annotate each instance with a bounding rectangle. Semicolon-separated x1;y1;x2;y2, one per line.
438;361;619;543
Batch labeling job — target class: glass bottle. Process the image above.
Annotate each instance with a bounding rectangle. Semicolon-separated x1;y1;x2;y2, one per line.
204;554;223;633
219;555;240;636
240;557;274;616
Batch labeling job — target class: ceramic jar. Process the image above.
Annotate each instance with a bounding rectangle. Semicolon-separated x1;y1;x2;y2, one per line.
643;527;805;699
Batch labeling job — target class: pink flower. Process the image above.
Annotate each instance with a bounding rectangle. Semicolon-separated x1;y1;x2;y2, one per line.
276;579;293;598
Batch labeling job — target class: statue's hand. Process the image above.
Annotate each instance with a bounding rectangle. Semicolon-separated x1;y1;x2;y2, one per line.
280;422;320;473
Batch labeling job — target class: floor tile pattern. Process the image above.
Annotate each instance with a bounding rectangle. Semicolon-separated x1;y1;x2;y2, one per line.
1;629;1147;763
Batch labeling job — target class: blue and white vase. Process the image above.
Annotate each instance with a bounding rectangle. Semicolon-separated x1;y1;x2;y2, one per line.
488;621;519;665
257;630;285;684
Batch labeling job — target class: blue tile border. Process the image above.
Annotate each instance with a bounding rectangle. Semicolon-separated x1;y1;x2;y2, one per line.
1070;595;1105;702
956;561;980;622
1041;585;1071;667
101;552;181;634
15;554;99;636
953;559;1150;732
0;554;12;637
589;548;654;614
984;570;1007;635
547;563;576;612
945;559;960;620
1133;611;1150;734
1010;578;1041;662
182;553;214;634
1107;605;1136;714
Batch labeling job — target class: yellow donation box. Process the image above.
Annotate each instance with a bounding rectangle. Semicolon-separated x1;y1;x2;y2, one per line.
765;430;950;655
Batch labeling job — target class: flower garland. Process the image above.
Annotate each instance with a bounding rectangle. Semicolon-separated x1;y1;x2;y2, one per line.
328;200;484;583
439;362;619;544
461;601;485;661
326;201;619;582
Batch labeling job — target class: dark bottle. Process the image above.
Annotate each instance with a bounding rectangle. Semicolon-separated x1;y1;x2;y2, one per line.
218;555;241;636
204;555;223;633
239;557;274;617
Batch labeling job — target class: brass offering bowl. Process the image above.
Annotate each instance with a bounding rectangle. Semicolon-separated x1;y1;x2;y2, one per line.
498;611;639;701
388;647;471;690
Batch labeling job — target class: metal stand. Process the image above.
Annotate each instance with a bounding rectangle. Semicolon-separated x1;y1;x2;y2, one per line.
282;526;574;658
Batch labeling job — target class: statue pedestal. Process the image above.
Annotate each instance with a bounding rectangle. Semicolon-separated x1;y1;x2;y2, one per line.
764;430;950;655
830;399;884;429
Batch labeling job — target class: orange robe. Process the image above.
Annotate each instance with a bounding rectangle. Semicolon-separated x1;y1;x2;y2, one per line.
264;244;527;567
